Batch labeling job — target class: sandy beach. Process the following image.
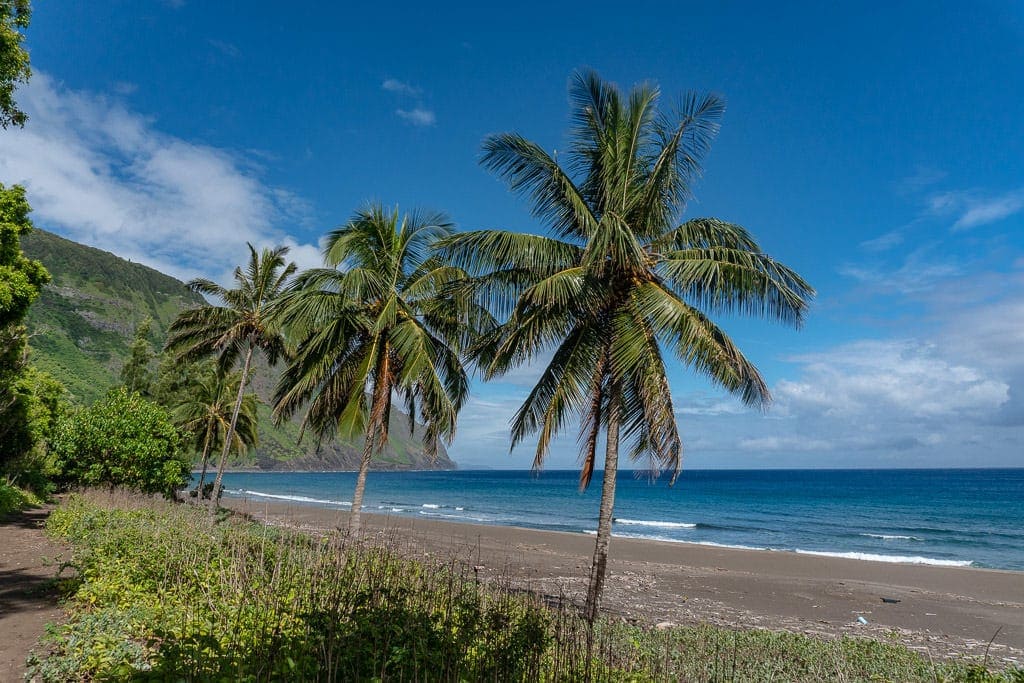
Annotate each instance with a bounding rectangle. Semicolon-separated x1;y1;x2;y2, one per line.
223;497;1024;668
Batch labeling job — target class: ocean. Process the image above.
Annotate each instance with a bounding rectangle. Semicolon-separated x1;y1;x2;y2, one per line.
216;468;1024;571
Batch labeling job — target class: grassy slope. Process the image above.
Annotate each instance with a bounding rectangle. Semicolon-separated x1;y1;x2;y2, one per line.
21;229;455;470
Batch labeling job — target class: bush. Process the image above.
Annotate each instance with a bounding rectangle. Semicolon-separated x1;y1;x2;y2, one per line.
49;389;189;496
0;477;41;516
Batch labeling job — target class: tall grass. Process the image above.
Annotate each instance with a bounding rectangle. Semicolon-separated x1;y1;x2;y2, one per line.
27;492;1023;682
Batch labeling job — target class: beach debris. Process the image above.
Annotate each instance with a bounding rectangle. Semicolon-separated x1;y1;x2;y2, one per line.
881;597;901;604
857;616;869;625
656;621;676;630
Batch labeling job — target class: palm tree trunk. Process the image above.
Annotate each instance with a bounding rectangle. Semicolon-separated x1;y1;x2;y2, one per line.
349;348;391;536
193;418;215;503
348;435;375;536
208;345;254;516
584;399;621;623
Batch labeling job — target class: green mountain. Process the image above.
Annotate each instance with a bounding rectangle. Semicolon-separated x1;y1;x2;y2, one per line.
21;229;456;471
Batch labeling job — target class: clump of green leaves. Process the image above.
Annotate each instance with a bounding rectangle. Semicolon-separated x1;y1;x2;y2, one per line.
1;182;54;473
0;477;41;515
49;389;189;496
0;0;30;128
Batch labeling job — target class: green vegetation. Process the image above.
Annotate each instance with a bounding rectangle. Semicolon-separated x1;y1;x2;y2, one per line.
21;229;204;404
1;182;64;508
21;228;456;470
170;364;258;498
120;317;155;396
27;493;1021;682
0;0;31;128
49;389;190;496
273;205;486;533
0;478;41;516
165;244;296;510
441;70;814;620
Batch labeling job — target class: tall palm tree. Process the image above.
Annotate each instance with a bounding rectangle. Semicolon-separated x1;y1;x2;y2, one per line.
165;244;296;512
171;365;259;501
274;204;486;535
441;70;814;622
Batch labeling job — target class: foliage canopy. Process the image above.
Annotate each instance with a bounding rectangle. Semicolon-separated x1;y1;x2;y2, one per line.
50;388;190;496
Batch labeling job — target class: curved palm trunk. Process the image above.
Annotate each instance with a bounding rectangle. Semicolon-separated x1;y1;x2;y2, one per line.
349;351;391;536
208;345;254;515
192;418;215;503
347;436;375;536
584;400;621;623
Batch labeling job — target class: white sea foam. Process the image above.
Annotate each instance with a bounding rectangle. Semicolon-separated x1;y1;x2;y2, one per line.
240;490;351;506
794;549;972;567
419;510;490;523
421;503;441;509
615;518;697;529
860;533;923;541
577;531;970;566
455;507;465;511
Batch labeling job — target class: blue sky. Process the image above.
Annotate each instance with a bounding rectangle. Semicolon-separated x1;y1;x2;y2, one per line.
1;1;1022;469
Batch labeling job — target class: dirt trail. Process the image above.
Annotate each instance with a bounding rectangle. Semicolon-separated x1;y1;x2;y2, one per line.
0;506;65;682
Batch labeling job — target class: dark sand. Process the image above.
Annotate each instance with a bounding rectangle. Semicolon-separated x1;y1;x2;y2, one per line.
225;497;1024;668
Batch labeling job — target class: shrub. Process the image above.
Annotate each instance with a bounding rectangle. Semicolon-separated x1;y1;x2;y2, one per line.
49;388;189;496
0;477;41;516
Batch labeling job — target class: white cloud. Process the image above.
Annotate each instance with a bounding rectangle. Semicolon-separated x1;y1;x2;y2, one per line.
208;39;241;58
894;167;946;195
777;340;1008;418
111;81;138;96
381;78;422;97
396;107;436;127
0;73;319;283
840;247;962;294
859;229;904;252
926;187;1024;231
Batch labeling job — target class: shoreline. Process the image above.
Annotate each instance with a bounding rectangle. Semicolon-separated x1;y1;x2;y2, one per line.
223;496;1024;665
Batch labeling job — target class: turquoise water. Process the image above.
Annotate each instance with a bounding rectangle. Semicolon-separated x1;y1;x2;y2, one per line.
216;469;1024;571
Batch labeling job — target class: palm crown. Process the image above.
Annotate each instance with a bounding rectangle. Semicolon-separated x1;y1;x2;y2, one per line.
166;244;296;370
274;204;488;532
443;70;813;487
441;70;813;621
165;243;296;510
171;364;258;498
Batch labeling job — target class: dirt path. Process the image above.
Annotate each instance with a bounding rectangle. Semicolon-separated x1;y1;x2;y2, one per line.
0;505;65;682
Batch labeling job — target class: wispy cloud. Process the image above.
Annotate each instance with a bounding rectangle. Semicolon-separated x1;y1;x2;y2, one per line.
396;107;436;127
925;187;1024;231
208;39;241;58
859;229;904;252
382;78;436;127
894;167;946;195
840;246;962;294
381;78;422;97
111;81;138;96
0;73;320;282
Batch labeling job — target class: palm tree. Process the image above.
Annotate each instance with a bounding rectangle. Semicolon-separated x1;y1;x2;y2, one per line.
165;244;296;512
273;204;486;535
171;364;259;501
440;70;814;622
